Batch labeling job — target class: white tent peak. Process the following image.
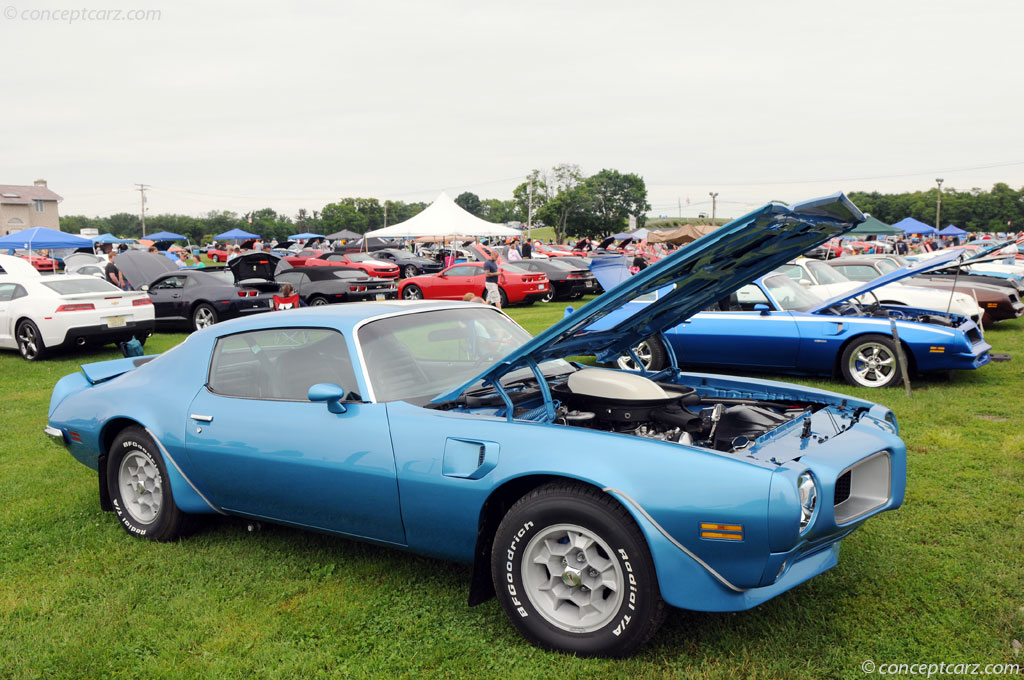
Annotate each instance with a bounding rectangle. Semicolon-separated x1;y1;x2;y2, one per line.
364;192;520;239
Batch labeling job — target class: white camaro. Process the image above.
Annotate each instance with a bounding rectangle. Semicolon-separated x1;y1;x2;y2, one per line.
0;255;155;361
780;257;984;325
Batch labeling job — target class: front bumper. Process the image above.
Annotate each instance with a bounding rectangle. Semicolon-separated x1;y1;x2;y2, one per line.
44;425;67;447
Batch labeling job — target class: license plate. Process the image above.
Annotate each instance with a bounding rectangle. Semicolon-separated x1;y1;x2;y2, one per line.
105;316;127;328
585;280;593;287
375;294;385;301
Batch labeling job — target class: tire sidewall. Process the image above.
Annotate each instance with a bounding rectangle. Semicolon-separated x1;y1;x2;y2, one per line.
16;320;44;361
106;430;175;540
402;285;421;300
492;492;658;657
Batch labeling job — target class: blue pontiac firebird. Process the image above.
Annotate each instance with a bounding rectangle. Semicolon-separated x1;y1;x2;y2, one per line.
47;194;907;657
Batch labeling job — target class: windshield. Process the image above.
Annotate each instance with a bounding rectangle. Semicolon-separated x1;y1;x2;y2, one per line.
358;307;571;404
762;275;824;311
347;253;376;262
805;260;850;285
42;278;121;294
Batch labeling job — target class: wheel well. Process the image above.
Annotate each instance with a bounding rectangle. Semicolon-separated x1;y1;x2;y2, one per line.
466;475;612;607
97;417;145;511
833;333;917;377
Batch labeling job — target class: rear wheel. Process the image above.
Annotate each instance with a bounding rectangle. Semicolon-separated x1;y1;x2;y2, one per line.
615;336;668;371
402;285;423;300
403;264;418;278
191;303;218;331
539;288;555;303
491;482;666;657
107;427;188;541
499;288;509;307
309;296;329;306
16;320;46;361
840;334;902;388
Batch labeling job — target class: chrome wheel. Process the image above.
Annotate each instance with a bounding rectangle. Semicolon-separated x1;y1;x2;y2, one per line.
117;450;163;525
616;341;653;370
193;305;216;329
16;322;42;360
521;523;624;633
402;286;422;300
403;265;418;278
848;341;897;387
310;297;329;306
539;288;555;303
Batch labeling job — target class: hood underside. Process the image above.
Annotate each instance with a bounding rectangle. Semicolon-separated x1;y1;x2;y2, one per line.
434;193;865;402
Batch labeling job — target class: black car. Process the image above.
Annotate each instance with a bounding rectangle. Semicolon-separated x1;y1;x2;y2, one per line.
117;251;278;331
276;266;398;305
513;258;598;301
372;248;444;278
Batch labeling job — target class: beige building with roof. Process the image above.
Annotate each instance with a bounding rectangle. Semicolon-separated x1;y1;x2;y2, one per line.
0;179;63;235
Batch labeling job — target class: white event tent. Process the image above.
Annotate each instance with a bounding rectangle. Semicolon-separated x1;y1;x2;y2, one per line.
364;192;521;239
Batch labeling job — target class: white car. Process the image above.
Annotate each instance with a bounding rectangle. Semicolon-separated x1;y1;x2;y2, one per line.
0;255;155;361
780;257;983;325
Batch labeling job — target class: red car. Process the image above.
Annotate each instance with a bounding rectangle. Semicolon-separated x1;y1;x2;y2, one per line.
305;252;400;279
19;253;59;272
532;244;575;258
398;262;549;306
206;247;231;263
282;249;325;267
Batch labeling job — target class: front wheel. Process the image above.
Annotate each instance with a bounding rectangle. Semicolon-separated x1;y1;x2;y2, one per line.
191;303;218;331
106;427;188;541
491;483;666;658
616;336;668;371
16;320;46;361
840;334;902;388
402;285;422;300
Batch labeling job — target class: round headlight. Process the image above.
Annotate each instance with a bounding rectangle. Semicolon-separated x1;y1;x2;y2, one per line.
797;472;818;533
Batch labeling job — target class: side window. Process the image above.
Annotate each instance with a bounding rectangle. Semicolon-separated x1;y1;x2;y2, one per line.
833;265;878;282
0;283;17;302
777;265;803;281
208;328;359;401
446;265;478;277
718;284;771;312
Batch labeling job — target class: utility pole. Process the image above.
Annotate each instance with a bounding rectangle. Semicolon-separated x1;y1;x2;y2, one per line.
527;182;533;242
678;197;681;218
383;201;388;228
935;178;944;230
709;192;719;221
135;183;149;237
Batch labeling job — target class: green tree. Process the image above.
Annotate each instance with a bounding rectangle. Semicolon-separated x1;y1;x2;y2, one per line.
454;192;483;216
566;169;651;238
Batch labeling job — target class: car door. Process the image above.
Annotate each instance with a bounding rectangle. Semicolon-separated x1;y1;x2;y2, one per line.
670;284;801;369
432;265;482;299
184;326;405;543
147;275;188;319
0;282;20;346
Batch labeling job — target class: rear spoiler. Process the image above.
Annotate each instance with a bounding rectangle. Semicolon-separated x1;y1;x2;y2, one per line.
80;355;157;384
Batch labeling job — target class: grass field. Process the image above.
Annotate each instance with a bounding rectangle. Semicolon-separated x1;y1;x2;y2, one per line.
1;300;1022;679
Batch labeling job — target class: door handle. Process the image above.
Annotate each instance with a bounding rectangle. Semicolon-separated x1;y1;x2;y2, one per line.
172;294;181;298
190;414;213;422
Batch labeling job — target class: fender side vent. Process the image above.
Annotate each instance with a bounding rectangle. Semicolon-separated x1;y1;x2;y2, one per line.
834;470;852;505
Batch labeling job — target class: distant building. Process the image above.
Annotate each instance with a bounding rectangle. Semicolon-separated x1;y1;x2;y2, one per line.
0;179;63;235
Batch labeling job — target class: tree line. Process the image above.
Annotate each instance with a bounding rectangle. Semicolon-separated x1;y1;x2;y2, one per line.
849;183;1024;232
59;165;652;245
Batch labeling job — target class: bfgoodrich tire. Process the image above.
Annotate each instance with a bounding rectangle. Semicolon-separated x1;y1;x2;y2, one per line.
491;482;666;658
106;427;188;541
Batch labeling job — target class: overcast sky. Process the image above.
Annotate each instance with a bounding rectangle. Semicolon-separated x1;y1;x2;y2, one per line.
4;0;1023;220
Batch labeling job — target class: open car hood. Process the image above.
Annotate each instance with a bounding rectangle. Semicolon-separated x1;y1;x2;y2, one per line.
115;251;177;287
227;252;290;282
433;193;865;403
807;247;964;312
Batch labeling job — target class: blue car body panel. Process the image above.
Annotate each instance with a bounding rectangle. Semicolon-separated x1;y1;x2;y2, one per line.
49;196;908;618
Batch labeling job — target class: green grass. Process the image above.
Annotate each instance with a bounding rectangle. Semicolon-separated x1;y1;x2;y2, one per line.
1;303;1023;679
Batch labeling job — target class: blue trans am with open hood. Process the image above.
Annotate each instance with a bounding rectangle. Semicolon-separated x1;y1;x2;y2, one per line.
47;194;907;657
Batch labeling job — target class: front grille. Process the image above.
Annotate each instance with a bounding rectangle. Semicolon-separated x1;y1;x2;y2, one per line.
834;470;852;505
967;327;983;345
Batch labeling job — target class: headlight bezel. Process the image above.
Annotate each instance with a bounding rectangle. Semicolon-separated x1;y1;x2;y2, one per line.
797;471;818;534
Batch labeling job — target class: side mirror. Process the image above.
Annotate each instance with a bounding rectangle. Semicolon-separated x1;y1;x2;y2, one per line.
754;303;770;316
141;284;150;292
308;382;347;414
798;279;812;287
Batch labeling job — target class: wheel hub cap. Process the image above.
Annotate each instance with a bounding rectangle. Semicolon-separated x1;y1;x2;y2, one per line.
118;450;163;525
560;566;583;587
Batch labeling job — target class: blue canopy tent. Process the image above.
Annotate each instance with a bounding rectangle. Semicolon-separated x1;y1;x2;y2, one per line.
91;233;133;244
892;217;937;235
216;228;259;240
288;232;325;240
939;224;967;237
0;227;93;252
145;231;186;241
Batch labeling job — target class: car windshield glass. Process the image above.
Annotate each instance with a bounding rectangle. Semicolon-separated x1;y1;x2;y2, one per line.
500;264;527;274
358;307;571;405
875;259;901;275
41;278;120;294
205;270;234;284
347;253;374;262
542;259;576;271
762;275;823;311
806;260;850;284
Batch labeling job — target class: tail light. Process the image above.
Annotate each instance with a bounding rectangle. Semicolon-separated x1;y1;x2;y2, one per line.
566;273;582;279
249;290;258;297
56;303;95;312
237;290;259;297
132;298;153;306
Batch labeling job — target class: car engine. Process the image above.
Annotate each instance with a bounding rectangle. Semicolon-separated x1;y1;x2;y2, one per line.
548;368;813;453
